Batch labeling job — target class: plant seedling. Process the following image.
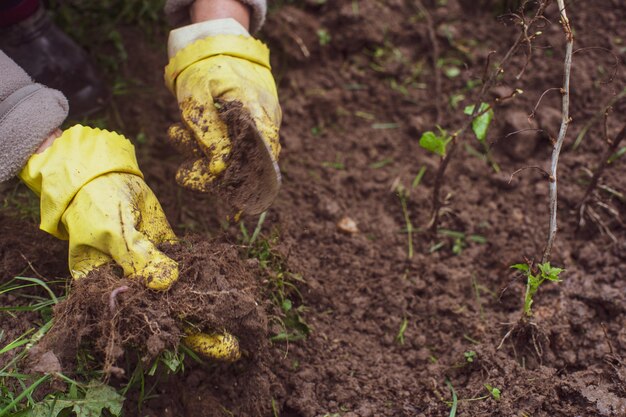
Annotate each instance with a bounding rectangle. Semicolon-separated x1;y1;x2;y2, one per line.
464;350;476;363
396;317;409;345
317;29;331;46
484;384;501;401
511;262;564;318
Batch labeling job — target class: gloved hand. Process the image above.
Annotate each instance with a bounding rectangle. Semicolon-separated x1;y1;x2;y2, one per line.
164;22;281;215
19;125;179;291
183;327;241;362
19;124;242;360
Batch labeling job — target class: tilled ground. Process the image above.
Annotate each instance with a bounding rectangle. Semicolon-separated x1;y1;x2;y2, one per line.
1;0;626;416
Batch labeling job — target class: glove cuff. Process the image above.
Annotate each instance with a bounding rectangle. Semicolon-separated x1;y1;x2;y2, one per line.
164;34;270;94
18;124;143;239
167;18;250;59
163;0;267;34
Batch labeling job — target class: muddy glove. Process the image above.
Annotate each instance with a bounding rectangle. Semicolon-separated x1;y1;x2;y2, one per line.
164;18;281;214
19;125;241;360
18;125;179;291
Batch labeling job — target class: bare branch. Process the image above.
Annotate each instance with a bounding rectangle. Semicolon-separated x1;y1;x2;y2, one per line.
428;1;549;232
577;124;626;225
541;0;574;263
529;87;561;119
508;166;551;183
416;0;443;124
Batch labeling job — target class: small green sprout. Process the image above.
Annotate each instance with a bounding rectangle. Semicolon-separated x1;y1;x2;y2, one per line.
464;350;477;363
511;262;564;318
445;379;458;417
317;29;331;46
484;384;501;400
608;146;626;164
396;317;409;345
436;229;487;255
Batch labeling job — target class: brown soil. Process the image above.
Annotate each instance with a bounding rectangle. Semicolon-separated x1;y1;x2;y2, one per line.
2;0;626;416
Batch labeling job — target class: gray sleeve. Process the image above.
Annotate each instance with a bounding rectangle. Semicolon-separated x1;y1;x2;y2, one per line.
0;50;68;182
164;0;267;34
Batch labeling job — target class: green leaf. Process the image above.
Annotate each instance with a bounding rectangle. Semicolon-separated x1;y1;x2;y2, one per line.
510;263;529;272
446;379;458;417
31;399;71;417
371;122;399;129
464;103;494;142
484;384;501;400
31;382;123;417
282;299;293;312
444;66;461;78
491;387;501;400
159;350;184;373
538;262;564;282
419;131;450;157
608;146;626;164
369;157;394;169
411;166;427;188
395;317;408;345
468;234;487;244
76;383;123;417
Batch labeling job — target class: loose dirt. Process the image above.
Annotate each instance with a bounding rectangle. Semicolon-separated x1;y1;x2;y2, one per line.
1;0;625;416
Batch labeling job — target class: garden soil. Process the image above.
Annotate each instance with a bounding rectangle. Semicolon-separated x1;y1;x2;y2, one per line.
1;0;626;416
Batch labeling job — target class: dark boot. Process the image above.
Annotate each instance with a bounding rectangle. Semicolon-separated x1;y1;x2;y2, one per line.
0;1;109;118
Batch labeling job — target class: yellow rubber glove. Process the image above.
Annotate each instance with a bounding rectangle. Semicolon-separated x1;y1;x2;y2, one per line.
183;328;241;362
19;125;179;291
164;35;281;215
19;125;241;360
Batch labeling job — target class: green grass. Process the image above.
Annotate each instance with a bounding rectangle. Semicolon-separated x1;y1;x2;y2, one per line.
1;182;40;223
49;0;167;76
395;317;409;345
0;273;196;415
239;215;310;344
0;277;64;414
48;0;169;131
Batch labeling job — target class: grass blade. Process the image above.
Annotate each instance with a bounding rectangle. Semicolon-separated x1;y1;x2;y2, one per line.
446;379;458;417
0;374;50;415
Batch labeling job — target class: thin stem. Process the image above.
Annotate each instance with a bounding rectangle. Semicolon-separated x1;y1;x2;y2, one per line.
541;0;573;263
577;124;626;225
416;0;443;125
428;1;549;232
399;190;414;259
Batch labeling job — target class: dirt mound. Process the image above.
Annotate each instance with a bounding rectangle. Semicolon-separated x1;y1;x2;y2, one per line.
34;237;277;416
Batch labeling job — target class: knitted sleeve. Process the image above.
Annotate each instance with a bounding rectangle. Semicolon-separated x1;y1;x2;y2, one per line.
0;50;68;182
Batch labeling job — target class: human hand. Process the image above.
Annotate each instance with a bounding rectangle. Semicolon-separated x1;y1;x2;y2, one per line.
165;31;281;214
20;125;179;290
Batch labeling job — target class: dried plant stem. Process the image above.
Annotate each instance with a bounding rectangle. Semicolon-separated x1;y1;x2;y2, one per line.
577;124;626;225
428;1;548;232
541;0;573;263
416;0;443;124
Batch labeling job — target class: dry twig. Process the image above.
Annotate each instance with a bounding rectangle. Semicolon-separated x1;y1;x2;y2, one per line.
577;123;626;227
541;0;574;263
428;0;549;231
415;0;442;124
